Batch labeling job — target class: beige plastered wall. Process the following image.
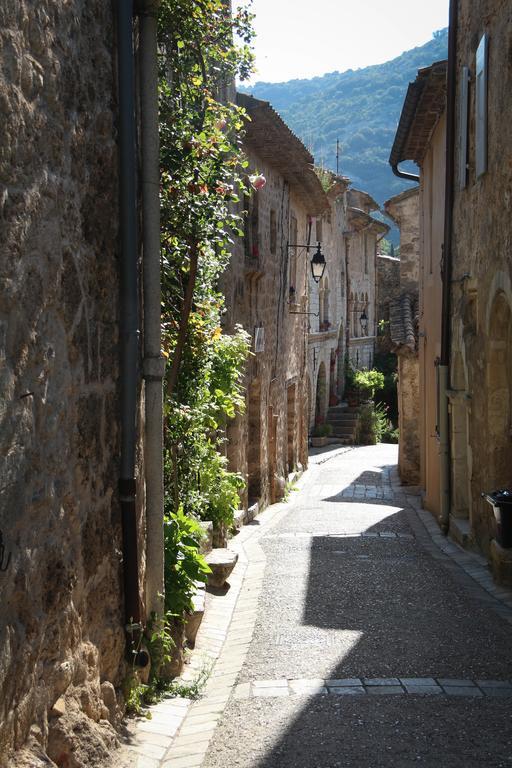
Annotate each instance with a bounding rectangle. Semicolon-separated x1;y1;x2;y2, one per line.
419;113;446;517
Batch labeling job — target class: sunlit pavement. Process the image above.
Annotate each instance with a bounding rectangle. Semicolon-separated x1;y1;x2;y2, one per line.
121;444;512;768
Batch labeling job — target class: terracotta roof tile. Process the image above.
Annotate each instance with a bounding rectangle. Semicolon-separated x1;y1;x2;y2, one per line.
389;292;418;351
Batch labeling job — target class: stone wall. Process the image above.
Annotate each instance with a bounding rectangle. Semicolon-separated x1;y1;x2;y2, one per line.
450;0;512;554
377;253;400;323
0;4;133;765
384;187;420;484
397;355;420;484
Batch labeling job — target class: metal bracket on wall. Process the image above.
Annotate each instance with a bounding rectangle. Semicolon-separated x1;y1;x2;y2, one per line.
289;309;319;316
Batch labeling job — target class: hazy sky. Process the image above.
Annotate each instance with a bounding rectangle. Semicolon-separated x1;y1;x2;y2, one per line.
247;0;449;83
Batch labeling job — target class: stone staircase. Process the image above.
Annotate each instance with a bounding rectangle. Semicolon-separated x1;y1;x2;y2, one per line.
326;403;359;445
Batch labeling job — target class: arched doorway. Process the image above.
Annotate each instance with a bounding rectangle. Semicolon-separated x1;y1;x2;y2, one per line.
247;380;262;501
315;362;327;424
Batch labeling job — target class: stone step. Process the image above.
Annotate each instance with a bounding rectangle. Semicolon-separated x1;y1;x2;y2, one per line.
327;415;358;424
332;427;357;436
205;548;238;588
184;586;206;646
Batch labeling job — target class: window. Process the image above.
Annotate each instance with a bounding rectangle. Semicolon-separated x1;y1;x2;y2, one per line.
270;209;277;254
244;193;259;259
475;33;488;179
316;217;322;243
458;66;470;189
364;234;368;274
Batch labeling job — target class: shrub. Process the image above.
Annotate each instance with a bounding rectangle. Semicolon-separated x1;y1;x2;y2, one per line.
312;423;333;437
164;505;211;617
356;401;389;445
354;368;385;400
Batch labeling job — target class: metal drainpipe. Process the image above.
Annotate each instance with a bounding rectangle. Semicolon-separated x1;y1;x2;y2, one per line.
439;0;458;533
391;164;419;183
137;0;165;619
117;0;142;645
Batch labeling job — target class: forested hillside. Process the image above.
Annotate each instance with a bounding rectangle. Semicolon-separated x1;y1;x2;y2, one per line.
241;30;448;208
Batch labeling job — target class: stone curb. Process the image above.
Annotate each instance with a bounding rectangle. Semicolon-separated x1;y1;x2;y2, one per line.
231;676;512;700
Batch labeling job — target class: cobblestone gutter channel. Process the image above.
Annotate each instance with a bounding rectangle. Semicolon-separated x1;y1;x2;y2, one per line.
117;445;512;768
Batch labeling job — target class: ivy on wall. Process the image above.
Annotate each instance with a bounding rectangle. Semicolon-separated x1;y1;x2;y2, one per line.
157;0;254;616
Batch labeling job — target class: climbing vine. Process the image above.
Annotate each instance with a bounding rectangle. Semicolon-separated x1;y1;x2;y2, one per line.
157;0;254;615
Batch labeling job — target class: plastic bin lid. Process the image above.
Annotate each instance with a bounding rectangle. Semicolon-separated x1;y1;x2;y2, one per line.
491;489;512;502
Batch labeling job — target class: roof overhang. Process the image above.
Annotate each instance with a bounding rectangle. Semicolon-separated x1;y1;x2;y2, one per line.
389;60;447;167
347;207;389;237
237;92;329;216
348;188;379;213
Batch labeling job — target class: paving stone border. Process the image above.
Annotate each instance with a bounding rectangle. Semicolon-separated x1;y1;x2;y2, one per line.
232;677;512;700
265;531;415;540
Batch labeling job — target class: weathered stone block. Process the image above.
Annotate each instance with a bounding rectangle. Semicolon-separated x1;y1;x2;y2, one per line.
205;549;238;588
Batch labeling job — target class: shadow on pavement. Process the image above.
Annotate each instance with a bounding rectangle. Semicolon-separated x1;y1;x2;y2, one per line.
249;462;512;768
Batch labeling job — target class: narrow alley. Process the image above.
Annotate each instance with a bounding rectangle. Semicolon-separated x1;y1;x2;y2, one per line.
120;445;512;768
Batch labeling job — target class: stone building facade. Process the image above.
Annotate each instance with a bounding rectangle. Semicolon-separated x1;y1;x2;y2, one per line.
390;60;447;518
345;189;389;371
0;4;159;766
384;188;421;485
223;94;328;509
307;176;349;427
448;0;512;567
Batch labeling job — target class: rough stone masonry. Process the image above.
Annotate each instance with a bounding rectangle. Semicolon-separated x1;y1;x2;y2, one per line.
0;3;136;766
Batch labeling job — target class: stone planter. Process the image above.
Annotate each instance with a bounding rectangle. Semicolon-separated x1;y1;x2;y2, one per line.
205;549;238;588
184;587;206;647
311;436;329;447
163;618;185;679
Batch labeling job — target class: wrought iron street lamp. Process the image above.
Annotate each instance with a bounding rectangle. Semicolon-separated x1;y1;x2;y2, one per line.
310;243;327;283
286;241;327;316
287;241;327;285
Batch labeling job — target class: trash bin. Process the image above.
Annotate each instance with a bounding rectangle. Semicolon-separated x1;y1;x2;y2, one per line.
481;490;512;548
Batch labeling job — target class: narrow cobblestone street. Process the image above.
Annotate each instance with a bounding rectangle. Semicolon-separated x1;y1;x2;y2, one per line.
120;445;512;768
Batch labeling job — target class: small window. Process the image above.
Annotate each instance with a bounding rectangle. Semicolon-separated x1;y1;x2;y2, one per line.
364;234;368;274
289;214;298;290
244;193;259;259
316;218;322;243
270;209;277;254
458;66;470;189
475;34;488;179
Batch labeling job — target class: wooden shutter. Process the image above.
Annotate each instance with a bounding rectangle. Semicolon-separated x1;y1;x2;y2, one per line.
475;34;488;179
458;66;470;190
